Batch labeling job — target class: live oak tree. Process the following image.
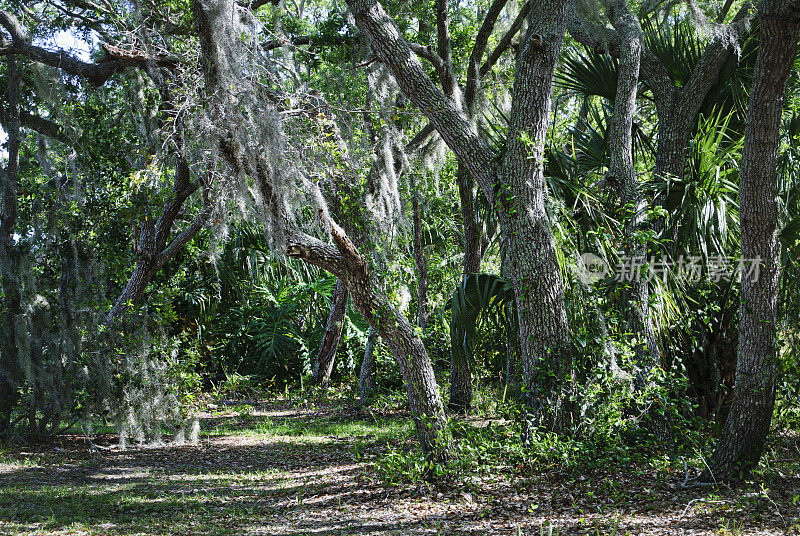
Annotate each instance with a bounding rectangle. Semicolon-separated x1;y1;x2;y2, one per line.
0;4;211;438
192;0;452;462
345;0;576;428
568;0;753;388
699;0;800;481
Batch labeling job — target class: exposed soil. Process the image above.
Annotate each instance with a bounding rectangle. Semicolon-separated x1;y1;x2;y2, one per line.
0;402;797;535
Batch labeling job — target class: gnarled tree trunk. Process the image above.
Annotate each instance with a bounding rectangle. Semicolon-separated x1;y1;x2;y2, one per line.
700;2;800;481
498;1;573;429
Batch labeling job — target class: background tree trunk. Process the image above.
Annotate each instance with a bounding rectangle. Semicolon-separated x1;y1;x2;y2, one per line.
311;278;348;387
359;326;378;403
701;4;800;481
604;1;660;389
448;163;481;413
0;55;23;439
410;176;429;331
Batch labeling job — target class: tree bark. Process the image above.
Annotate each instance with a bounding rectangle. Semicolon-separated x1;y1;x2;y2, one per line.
105;144;212;327
195;0;452;464
700;2;800;481
347;0;575;431
0;54;22;439
448;315;473;413
344;265;449;461
311;278;348;387
499;1;573;429
287;222;451;462
604;0;659;389
458;163;482;277
359;326;378;403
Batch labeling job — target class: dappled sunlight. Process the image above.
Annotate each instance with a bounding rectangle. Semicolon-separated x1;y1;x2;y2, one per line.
0;404;796;535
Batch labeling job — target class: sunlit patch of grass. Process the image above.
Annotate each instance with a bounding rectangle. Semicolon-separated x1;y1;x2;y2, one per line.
0;404;409;536
202;413;411;440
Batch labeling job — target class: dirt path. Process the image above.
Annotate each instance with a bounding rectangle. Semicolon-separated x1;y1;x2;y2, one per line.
0;403;797;535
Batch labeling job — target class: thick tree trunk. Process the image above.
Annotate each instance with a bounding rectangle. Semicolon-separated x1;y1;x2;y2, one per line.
700;5;800;481
359;326;378;403
499;1;573;430
0;55;23;439
569;4;750;397
311;278;348;387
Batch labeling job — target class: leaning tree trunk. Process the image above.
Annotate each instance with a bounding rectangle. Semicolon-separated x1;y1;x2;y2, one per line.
359;326;378;403
700;4;800;481
194;0;452;464
311;278;348;387
0;55;23;439
320;225;450;461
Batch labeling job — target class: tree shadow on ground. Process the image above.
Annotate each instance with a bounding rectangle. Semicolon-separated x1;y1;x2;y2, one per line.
0;402;797;535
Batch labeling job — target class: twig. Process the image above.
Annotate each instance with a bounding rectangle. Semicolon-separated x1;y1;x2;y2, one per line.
680;497;727;518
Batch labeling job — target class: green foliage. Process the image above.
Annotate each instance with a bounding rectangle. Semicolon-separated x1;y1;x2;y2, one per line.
446;273;516;376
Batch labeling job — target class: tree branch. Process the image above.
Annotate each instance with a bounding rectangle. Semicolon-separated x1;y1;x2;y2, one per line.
680;3;752;114
346;0;497;197
240;0;280;10
480;1;531;77
465;0;510;110
0;103;73;144
0;10;178;87
156;180;213;270
435;0;459;100
408;42;448;81
566;2;674;105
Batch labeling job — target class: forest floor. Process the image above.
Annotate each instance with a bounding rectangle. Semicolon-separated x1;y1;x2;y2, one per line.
0;399;798;536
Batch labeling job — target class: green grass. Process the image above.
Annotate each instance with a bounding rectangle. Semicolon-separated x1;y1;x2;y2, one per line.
0;399;797;536
0;405;406;536
201;411;411;440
